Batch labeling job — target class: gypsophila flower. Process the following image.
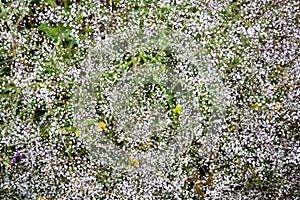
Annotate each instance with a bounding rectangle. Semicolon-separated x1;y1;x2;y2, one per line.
0;0;299;199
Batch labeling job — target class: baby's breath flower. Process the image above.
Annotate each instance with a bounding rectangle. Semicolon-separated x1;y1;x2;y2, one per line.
1;0;298;199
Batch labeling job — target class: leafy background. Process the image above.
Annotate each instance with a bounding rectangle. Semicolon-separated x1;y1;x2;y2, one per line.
0;0;299;199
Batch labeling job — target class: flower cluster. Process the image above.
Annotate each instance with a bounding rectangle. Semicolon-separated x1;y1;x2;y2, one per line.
0;0;299;199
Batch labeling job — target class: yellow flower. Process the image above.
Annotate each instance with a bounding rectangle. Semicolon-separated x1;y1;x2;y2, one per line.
98;121;107;131
267;115;273;121
278;66;284;72
72;178;79;183
282;75;290;81
173;105;181;114
161;65;166;71
68;167;73;173
130;157;139;165
74;129;78;135
251;103;261;111
229;125;236;132
274;102;282;111
276;83;281;89
36;197;47;200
